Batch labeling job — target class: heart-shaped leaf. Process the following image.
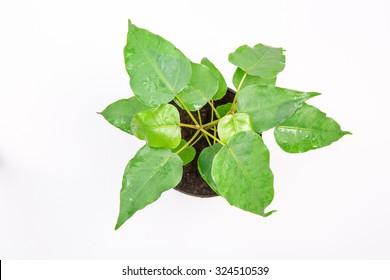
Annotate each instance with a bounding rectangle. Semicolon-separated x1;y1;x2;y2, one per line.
124;20;192;107
174;62;219;111
131;104;181;149
237;85;320;133
217;113;254;143
99;97;151;134
171;139;196;165
233;67;276;89
116;145;183;229
197;143;223;194
211;131;275;217
201;57;227;100
229;44;285;79
274;104;351;153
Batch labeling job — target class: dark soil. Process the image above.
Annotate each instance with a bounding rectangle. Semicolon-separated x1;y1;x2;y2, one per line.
171;88;235;198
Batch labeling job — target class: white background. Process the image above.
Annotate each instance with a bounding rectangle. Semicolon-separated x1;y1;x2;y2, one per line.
3;261;390;280
0;0;389;259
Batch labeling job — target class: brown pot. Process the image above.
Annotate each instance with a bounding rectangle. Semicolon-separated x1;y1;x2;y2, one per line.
171;88;236;198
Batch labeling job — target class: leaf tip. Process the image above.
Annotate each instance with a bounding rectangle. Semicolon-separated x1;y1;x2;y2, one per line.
308;92;321;98
115;219;124;230
343;131;353;136
115;212;128;230
262;209;277;217
127;19;137;31
227;52;234;63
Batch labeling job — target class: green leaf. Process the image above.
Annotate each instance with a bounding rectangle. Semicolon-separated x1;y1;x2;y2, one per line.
274;104;351;153
237;85;320;133
197;143;223;194
217;113;254;143
171;139;196;165
116;145;183;229
229;44;285;79
174;62;219;111
124;20;192;107
201;57;227;100
131;104;181;149
216;103;232;118
233;67;276;89
99;97;151;135
211;131;275;217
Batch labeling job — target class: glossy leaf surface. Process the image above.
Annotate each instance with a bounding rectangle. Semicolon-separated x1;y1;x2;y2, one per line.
174;63;218;111
171;139;196;165
197;143;223;194
217;113;254;143
229;44;285;79
211;132;275;217
201;57;227;100
216;103;232;118
124;20;192;107
274;104;351;153
131;104;181;149
237;85;320;133
233;67;276;89
116;146;183;229
99;97;150;135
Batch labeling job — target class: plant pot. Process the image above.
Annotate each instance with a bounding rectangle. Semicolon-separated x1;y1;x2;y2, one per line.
171;88;236;198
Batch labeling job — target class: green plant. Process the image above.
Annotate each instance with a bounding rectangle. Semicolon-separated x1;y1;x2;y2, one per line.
100;20;351;230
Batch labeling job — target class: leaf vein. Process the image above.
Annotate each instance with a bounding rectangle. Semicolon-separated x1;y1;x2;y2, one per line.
134;32;175;94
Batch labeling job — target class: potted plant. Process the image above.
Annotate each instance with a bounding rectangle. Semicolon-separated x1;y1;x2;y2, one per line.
100;20;351;230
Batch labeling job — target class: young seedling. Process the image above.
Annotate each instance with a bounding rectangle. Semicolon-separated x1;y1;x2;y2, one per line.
100;20;351;229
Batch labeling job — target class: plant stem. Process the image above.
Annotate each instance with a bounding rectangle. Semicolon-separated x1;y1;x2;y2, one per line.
180;123;198;129
175;130;200;155
197;110;203;126
203;132;212;147
229;72;247;114
190;133;203;147
202;119;219;128
175;95;199;126
208;101;220;119
210;101;215;145
237;72;247;92
213;122;217;144
210;100;214;122
211;101;216;144
200;128;224;145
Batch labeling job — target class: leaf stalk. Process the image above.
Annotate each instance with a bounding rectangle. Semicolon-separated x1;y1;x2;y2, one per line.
175;95;200;126
175;130;201;155
229;72;247;114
